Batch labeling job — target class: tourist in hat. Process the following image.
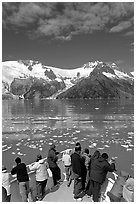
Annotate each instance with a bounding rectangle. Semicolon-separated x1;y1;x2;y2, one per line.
2;165;11;202
71;142;84;201
11;157;30;202
29;154;49;201
89;152;116;202
47;144;61;186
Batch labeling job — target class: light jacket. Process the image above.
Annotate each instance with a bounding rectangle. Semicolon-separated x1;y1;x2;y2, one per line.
29;159;49;181
62;153;71;166
2;171;11;195
123;177;134;202
109;170;129;198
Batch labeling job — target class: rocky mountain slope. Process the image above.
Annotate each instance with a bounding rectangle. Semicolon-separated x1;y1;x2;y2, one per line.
2;60;134;99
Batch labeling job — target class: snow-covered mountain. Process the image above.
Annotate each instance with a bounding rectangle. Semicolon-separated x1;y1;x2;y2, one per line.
2;60;134;99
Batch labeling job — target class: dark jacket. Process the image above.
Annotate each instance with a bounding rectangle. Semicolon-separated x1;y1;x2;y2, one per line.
90;156;115;184
2;186;8;202
11;163;29;182
71;152;83;178
47;147;58;168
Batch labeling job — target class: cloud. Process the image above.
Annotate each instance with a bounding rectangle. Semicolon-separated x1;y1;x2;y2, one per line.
110;21;132;32
2;2;134;40
124;31;134;36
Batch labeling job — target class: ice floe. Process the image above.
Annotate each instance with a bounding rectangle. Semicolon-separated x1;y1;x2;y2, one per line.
12;152;16;154
126;148;132;151
2;146;12;151
17;152;23;155
89;143;97;148
97;147;105;150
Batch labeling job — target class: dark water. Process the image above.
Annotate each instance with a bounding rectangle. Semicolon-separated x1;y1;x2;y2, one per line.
2;99;134;176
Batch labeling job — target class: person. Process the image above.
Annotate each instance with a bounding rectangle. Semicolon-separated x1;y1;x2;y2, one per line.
123;177;134;202
2;186;8;202
71;143;84;201
29;154;49;201
107;170;129;202
82;148;90;187
2;165;11;202
11;157;30;202
47;144;61;186
62;150;72;187
81;156;87;191
86;150;100;196
89;152;116;202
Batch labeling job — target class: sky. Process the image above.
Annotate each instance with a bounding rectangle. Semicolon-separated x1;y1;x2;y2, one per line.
2;1;134;73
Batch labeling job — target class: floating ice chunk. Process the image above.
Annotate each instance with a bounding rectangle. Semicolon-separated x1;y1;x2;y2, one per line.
12;152;15;154
128;132;134;135
17;148;20;151
29;144;37;149
97;147;105;150
17;152;23;155
69;141;75;144
75;130;80;133
53;135;58;138
39;148;43;151
121;144;129;148
129;144;134;147
63;133;69;136
59;141;63;143
104;145;110;148
126;148;132;151
89;143;97;148
95;108;99;110
2;145;7;149
16;142;21;146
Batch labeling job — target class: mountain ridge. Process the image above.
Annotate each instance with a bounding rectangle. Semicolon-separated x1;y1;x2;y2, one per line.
2;60;134;100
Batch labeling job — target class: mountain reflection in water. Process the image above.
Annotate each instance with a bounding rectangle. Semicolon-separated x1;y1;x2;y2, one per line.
2;99;134;176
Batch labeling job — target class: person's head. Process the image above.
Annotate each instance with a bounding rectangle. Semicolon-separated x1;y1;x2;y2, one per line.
50;143;56;149
75;142;81;147
75;145;81;153
101;153;109;160
36;154;42;162
93;150;100;158
84;148;89;155
15;157;21;164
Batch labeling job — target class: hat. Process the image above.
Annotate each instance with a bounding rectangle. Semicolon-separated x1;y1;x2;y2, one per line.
15;157;21;164
2;165;7;172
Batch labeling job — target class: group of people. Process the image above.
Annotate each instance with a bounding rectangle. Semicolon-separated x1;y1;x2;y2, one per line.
62;142;134;202
2;142;134;202
62;142;116;201
2;143;61;202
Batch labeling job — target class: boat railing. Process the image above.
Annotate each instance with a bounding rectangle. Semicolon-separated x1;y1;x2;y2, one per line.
10;148;73;184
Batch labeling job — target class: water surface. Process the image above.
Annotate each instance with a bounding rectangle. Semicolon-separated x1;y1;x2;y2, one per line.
2;99;134;176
